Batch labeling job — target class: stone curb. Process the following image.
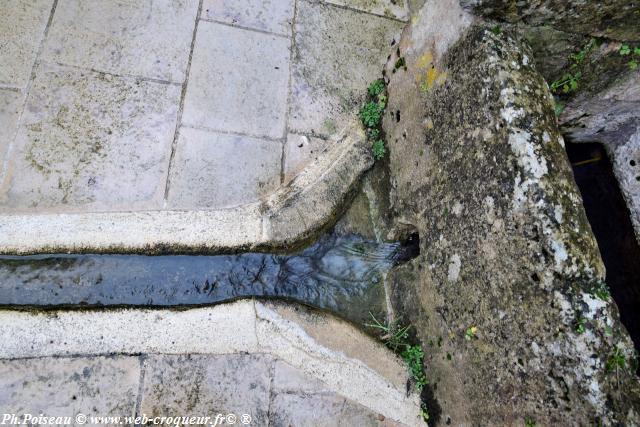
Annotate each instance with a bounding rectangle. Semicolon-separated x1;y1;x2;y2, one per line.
0;300;422;426
0;123;372;255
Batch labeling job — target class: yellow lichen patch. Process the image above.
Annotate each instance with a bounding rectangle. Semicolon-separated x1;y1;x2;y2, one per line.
414;51;447;93
419;69;447;92
424;117;434;129
416;52;433;69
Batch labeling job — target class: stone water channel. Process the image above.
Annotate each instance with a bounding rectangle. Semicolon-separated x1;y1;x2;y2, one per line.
0;231;419;327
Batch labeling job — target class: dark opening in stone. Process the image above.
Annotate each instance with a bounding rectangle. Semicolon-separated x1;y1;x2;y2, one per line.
566;141;640;355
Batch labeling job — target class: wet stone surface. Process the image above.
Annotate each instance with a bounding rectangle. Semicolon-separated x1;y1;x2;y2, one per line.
0;233;419;326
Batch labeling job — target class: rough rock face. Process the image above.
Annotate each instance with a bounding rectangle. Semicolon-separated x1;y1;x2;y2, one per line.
381;1;640;424
458;0;640;41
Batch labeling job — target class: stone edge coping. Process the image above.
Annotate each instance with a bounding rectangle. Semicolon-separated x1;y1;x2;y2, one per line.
0;299;422;426
0;123;372;255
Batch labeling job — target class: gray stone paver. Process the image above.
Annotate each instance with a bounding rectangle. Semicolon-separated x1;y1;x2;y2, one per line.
140;354;272;425
42;0;199;83
270;360;401;426
0;64;180;213
284;133;327;183
0;0;53;88
289;0;403;137
270;393;400;426
166;127;282;209
182;21;290;139
0;356;139;417
0;303;421;424
0;90;23;176
325;0;410;21
202;0;294;36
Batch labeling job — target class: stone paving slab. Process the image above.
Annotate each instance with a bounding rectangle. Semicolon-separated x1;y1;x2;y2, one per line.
42;0;199;83
270;393;400;426
0;0;52;88
0;301;422;425
0;352;405;426
0;356;139;417
0;63;180;213
284;133;327;183
324;0;410;21
182;21;290;139
140;354;272;425
202;0;294;36
0;90;23;175
289;0;402;137
167;127;281;209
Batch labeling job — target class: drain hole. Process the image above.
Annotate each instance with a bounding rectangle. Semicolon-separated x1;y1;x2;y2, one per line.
566;142;640;354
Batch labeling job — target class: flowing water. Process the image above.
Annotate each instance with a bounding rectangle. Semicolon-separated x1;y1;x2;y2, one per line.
0;232;419;325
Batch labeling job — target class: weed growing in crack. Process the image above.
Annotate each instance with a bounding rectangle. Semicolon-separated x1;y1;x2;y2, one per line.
372;139;386;160
360;102;383;128
589;281;611;301
574;317;587;334
360;79;388;161
550;38;596;95
619;43;640;70
367;78;385;97
366;313;429;391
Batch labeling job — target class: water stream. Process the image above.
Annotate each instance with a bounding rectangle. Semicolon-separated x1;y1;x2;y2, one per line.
0;232;419;325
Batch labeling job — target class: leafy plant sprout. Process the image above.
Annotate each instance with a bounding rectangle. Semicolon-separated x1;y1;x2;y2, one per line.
366;313;429;391
360;78;389;161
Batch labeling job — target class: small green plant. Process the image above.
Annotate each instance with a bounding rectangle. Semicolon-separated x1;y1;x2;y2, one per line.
549;39;595;95
550;72;581;94
420;403;430;423
619;44;640;70
524;418;538;427
361;79;388;161
570;38;596;65
606;347;626;372
575;317;587;334
360;102;382;128
464;326;478;341
372;139;386;160
620;44;631;56
401;345;428;389
554;100;565;116
589;281;611;301
394;56;406;71
368;79;385;97
366;313;411;352
367;313;428;390
490;25;501;35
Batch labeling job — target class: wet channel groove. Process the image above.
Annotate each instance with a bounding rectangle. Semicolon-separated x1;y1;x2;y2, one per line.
0;233;420;326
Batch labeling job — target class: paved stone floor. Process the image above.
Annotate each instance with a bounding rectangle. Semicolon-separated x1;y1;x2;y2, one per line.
0;0;404;213
0;300;422;426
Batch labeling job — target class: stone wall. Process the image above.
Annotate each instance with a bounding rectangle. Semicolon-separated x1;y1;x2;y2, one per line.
380;1;640;424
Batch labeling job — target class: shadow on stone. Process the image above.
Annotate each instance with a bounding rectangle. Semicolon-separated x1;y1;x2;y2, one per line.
566;141;640;358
